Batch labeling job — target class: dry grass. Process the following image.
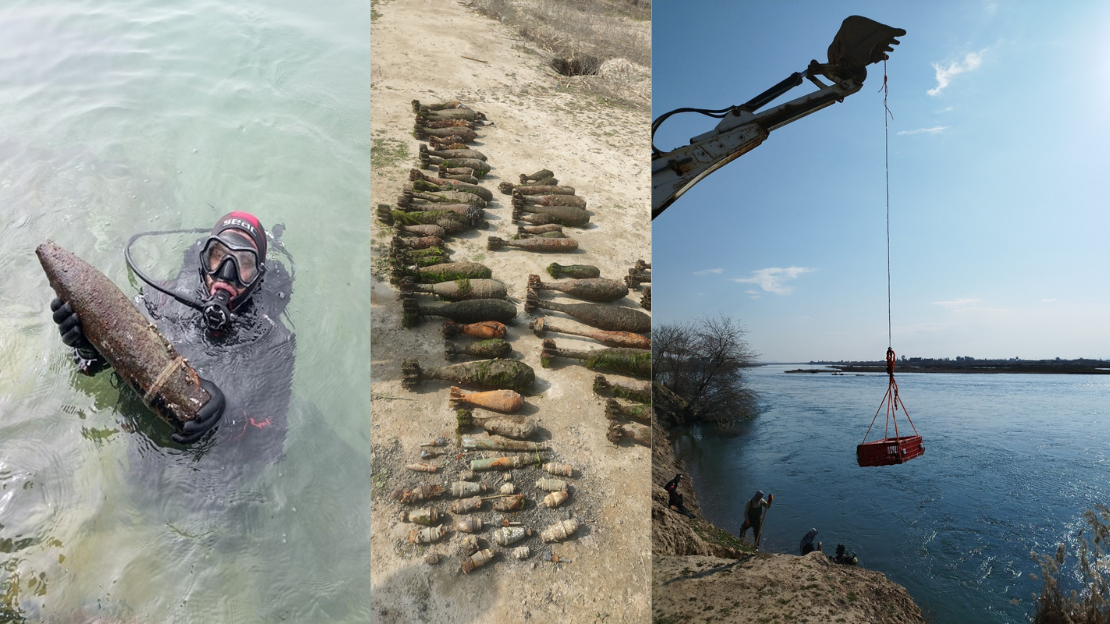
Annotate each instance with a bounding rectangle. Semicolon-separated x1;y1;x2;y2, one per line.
472;0;650;109
1032;505;1110;624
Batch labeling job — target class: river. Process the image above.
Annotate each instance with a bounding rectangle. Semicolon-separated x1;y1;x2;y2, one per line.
673;364;1110;623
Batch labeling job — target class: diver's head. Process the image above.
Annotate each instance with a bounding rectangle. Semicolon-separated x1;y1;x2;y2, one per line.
199;212;268;316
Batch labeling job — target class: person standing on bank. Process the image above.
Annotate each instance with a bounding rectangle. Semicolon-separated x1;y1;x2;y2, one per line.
740;490;772;541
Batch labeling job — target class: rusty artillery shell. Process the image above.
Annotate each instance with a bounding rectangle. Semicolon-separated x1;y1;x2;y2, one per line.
442;320;507;340
543;491;570;508
487;236;578;252
402;358;535;393
457;413;537;440
492;494;526;511
525;294;651;334
511;207;590;227
512;212;561;226
500;483;515;494
641;286;650;311
461;549;496;574
450;481;488;498
420;143;488;161
392;484;445;504
461;436;546;452
517;223;563;235
593;375;651;403
471;456;527;471
449;496;483;514
540;339;651;378
625;268;651;289
394;224;448;240
393;261;492;286
412;99;463;112
402;183;486;207
459;535;481;557
37;241;212;426
512;185;576;196
420;153;490;176
427;136;470;150
392;249;448;268
436;170;478;185
520;169;554;183
456;517;485;533
449;387;524;413
402;297;516;329
521;176;558;187
409;526;447;544
414;125;478;142
605;398;650;423
406;463;439;473
492;526;531;547
546;263;600;279
512;546;531;560
445;338;512;361
607;420;650;446
535;478;568;492
400;277;507;301
541;519;579;543
542;463;574;478
529;317;650;350
398;508;441;525
392;235;445;251
383;205;480;234
418;117;475;130
515;231;566;240
527;275;628;303
512;194;587;210
410;170;493;201
417;108;482;122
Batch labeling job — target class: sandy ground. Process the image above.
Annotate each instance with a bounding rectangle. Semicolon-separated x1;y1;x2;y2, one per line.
369;1;651;622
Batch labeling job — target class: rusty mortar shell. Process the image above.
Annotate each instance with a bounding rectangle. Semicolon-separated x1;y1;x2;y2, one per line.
419;448;440;460
515;231;567;240
512;185;576;196
529;317;650;350
535;478;568;492
487;236;578;252
625;268;651;289
385;207;479;235
512;194;586;210
401;278;507;302
421;144;487;161
418;108;483;123
541;519;579;543
607;420;650;446
511;206;589;227
403;183;486;207
445;338;512;361
527;275;628;303
419;153;490;176
460;436;546;452
435;169;479;185
406;463;439;473
392;249;448;268
458;469;475;481
546;262;600;279
542;463;574;478
458;534;481;557
520;176;558;187
392;484;445;504
500;483;515;494
442;320;507;340
427;136;470;149
410;170;494;202
393;223;447;239
641;286;650;311
511;211;559;226
420;436;449;447
540;339;651;378
449;387;524;413
402;297;516;329
449;496;483;514
392;235;445;251
412;99;463;112
520;169;554;183
492;526;531;547
413;125;478;142
518;223;563;235
409;526;447;544
491;494;526;512
593;375;651;403
450;481;488;498
605;398;650;423
456;517;485;533
417;117;475;130
425;552;442;565
402;358;536;393
543;490;570;508
470;456;528;471
460;548;496;574
393;261;492;285
477;415;537;440
398;508;441;525
525;295;651;334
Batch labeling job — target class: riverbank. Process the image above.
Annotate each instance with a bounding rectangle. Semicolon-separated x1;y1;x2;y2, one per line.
651;384;926;623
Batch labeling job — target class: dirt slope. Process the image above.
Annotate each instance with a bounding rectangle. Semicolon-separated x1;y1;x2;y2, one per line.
369;1;651;622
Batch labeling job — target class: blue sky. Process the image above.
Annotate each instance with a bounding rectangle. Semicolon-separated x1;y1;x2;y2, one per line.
652;1;1110;362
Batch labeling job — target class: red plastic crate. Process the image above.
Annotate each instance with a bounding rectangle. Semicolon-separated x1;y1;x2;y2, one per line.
856;434;924;467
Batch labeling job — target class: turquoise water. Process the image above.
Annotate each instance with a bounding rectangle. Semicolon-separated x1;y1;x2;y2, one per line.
0;1;372;620
673;365;1110;623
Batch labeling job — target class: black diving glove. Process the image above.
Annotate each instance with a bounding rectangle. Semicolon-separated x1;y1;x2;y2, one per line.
172;377;226;445
50;298;107;375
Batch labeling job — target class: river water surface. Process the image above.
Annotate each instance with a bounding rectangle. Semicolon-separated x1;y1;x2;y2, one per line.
674;364;1110;623
0;1;371;620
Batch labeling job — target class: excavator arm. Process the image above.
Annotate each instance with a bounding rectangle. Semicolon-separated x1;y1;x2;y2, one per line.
651;16;905;220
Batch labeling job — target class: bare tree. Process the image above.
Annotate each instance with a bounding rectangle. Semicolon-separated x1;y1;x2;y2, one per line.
652;315;758;427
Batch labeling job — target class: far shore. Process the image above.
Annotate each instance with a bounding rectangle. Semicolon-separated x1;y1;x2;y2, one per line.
775;358;1110;375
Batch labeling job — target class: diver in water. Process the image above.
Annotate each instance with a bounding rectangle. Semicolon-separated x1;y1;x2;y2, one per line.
50;211;294;451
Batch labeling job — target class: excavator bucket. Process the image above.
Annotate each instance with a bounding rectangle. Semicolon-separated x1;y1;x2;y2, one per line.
825;16;905;83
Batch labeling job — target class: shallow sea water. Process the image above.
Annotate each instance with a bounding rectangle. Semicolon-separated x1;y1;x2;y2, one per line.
0;1;372;620
675;364;1110;623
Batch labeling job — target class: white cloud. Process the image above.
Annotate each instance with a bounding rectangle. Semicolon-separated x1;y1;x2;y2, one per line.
1041;298;1057;303
694;268;724;276
898;126;948;136
732;267;813;295
746;289;761;300
933;298;982;309
928;51;984;96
